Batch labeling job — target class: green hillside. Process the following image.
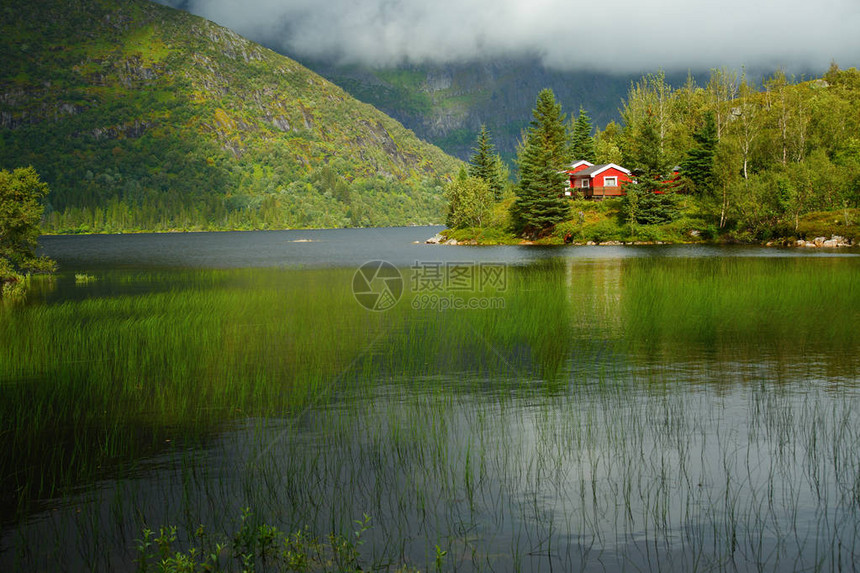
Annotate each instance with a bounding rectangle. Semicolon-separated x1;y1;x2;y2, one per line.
304;59;692;162
0;0;461;232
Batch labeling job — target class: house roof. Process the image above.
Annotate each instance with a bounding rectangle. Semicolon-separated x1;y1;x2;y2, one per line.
573;163;632;178
567;160;594;171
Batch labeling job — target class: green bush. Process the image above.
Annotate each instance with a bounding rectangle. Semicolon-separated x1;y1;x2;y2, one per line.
796;209;859;241
629;224;663;242
583;219;624;242
622;191;681;226
596;198;624;214
0;259;26;299
554;220;581;242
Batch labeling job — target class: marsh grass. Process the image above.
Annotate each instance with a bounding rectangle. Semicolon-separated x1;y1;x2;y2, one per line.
2;256;860;571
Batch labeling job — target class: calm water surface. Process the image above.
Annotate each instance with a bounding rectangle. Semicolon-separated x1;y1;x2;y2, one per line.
39;226;855;270
1;227;858;572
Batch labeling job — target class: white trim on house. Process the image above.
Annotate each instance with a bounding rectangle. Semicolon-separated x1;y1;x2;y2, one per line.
604;176;618;187
569;160;595;170
590;164;631;177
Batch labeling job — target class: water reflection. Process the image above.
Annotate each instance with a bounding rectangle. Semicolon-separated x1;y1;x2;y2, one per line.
2;242;859;571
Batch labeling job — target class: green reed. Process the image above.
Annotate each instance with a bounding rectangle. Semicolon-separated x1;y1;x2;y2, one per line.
3;255;860;571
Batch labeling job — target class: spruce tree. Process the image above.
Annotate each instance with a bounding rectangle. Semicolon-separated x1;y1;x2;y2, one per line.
622;115;678;225
468;125;506;200
680;111;719;195
570;107;597;162
512;89;571;237
625;113;671;179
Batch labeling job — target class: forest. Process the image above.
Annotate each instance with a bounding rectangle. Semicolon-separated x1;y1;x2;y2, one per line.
445;64;860;244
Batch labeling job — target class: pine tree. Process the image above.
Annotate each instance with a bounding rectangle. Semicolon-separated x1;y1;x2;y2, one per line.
512;89;571;237
680;111;719;195
622;115;678;225
624;112;671;180
570;107;597;162
467;125;506;200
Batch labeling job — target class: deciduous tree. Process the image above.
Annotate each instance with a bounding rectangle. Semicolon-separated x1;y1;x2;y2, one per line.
594;121;624;165
707;67;739;139
734;75;763;180
0;167;56;296
445;168;494;229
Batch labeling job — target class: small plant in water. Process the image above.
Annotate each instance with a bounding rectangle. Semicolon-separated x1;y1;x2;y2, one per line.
134;512;396;573
434;544;448;573
134;528;154;572
329;513;372;571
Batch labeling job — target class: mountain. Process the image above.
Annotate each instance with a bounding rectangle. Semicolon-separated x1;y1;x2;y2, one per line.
301;58;700;162
0;0;461;232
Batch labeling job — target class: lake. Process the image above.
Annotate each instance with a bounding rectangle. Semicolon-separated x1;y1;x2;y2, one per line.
2;226;859;572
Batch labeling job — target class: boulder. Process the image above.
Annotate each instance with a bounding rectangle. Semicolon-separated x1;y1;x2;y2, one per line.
795;235;852;248
822;235;852;247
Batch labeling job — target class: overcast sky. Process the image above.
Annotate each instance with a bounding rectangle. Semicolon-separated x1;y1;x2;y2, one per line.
159;0;860;73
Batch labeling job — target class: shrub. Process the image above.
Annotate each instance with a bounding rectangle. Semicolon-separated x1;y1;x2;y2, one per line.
554;221;582;242
583;219;624;242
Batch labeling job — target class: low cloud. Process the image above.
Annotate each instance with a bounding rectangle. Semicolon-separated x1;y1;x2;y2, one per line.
158;0;860;72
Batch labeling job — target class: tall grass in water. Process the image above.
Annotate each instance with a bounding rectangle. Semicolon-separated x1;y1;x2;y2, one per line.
0;268;396;517
2;256;860;571
619;257;859;380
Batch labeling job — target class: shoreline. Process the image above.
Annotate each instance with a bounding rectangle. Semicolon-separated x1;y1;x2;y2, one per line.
425;232;856;249
38;223;446;238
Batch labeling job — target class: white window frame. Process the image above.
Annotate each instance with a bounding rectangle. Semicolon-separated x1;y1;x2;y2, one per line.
604;176;618;187
581;179;590;188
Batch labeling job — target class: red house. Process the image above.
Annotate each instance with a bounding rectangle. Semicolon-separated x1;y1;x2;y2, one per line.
564;161;633;199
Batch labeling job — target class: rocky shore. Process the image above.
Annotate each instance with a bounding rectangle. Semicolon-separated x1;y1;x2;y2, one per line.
788;235;854;248
427;233;855;248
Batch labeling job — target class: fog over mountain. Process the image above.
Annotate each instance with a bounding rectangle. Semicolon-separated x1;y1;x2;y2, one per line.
157;0;859;72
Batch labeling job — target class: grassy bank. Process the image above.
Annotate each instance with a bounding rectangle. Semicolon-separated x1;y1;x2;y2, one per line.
442;200;860;246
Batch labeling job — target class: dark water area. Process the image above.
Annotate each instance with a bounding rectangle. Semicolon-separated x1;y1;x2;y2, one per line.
3;228;859;572
39;226;858;271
